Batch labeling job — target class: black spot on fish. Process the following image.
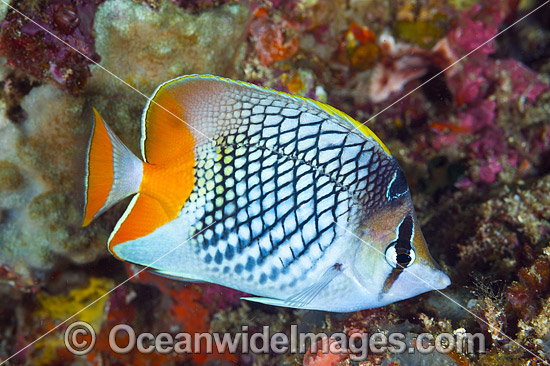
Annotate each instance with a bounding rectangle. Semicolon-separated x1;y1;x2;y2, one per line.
259;273;267;284
245;256;255;271
235;263;243;274
269;267;279;281
223;266;230;274
225;245;234;260
204;254;212;264
388;168;409;200
214;250;223;265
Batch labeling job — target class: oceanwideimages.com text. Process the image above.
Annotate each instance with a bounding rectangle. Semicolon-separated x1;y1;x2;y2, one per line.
65;321;485;361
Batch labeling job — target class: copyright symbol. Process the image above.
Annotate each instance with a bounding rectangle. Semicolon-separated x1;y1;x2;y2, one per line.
64;321;96;355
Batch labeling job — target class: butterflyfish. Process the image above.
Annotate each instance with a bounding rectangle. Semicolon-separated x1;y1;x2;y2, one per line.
83;75;450;312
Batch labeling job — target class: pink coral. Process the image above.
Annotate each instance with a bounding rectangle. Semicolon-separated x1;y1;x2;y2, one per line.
366;1;547;111
444;3;548;107
201;283;247;309
424;1;549;186
447;5;499;56
477;158;503;184
459;99;496;135
491;59;549;103
446;58;548;107
447;64;489;106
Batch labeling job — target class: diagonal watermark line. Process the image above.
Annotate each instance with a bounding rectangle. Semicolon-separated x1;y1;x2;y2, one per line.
354;0;550;129
334;221;549;365
0;0;213;142
0;222;215;366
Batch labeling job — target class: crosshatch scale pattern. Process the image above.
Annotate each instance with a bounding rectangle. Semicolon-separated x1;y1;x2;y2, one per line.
177;83;397;290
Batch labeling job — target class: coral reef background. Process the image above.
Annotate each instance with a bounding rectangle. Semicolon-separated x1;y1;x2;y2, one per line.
0;0;549;365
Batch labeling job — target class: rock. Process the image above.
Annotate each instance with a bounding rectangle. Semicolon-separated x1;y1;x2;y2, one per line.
0;85;109;285
92;0;249;93
0;0;9;23
85;0;249;152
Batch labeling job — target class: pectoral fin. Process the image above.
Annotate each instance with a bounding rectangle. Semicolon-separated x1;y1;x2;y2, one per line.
243;264;343;310
284;264;342;308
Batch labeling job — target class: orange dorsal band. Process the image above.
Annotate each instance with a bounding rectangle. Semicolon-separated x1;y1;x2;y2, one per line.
108;90;196;254
142;92;195;164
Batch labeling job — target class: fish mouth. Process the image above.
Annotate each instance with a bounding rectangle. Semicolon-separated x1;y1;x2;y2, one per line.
429;269;451;290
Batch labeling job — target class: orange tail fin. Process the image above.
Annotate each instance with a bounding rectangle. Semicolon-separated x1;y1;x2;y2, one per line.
83;108;144;226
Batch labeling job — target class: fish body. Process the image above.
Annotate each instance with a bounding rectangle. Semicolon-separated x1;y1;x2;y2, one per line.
83;75;450;312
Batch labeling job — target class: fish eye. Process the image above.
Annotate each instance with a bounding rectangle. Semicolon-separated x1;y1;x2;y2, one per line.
387;168;409;201
385;243;416;269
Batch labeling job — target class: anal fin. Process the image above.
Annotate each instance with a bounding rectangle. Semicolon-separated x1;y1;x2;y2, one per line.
109;193;170;258
149;268;206;283
242;296;289;308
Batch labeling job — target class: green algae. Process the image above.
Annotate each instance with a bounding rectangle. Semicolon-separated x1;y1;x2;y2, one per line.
394;14;448;49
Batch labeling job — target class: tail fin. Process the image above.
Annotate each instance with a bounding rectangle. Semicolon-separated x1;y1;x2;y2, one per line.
83;108;144;226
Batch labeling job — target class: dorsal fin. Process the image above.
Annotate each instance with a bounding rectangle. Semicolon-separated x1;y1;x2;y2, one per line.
140;84;196;164
140;74;391;155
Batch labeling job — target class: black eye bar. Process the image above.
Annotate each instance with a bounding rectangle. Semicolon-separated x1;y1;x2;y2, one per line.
394;216;413;268
380;215;414;297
